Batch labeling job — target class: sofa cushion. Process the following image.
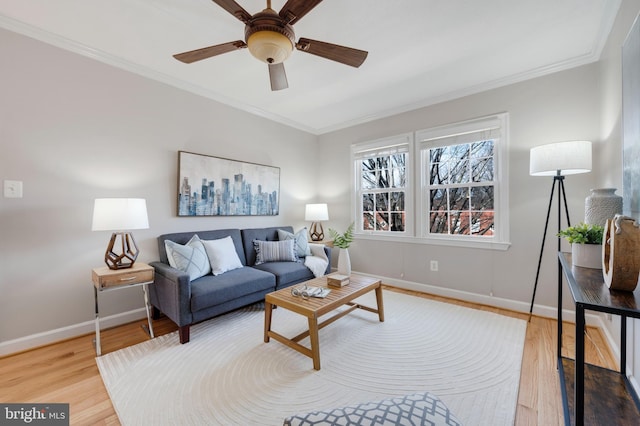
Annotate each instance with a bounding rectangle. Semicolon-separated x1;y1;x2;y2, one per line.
252;261;314;289
278;228;311;257
190;267;275;312
156;229;246;266
202;236;244;276
164;235;211;280
253;239;297;265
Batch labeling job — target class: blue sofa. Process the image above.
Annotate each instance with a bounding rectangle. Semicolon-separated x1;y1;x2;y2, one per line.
149;226;331;343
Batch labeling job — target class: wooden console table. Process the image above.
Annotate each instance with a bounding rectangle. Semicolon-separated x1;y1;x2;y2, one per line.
557;252;640;425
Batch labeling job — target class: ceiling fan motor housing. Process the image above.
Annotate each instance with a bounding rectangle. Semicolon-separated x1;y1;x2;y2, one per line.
245;9;295;64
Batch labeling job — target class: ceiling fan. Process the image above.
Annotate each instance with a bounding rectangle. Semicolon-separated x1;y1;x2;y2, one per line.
173;0;368;91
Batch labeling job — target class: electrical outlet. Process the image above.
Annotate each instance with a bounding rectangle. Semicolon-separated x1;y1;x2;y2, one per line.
4;180;23;198
430;260;438;272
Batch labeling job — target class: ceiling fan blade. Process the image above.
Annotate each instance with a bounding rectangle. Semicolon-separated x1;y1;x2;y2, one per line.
211;0;252;23
173;41;247;64
296;38;368;68
278;0;323;25
268;62;288;91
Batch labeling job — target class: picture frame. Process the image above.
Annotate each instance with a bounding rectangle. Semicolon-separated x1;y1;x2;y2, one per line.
623;13;640;221
177;151;280;216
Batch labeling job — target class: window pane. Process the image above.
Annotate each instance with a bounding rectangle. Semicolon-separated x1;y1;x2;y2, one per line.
430;189;447;211
363;212;375;230
470;186;494;210
472;140;494;157
450;211;471;235
362;171;377;189
391;212;405;231
450;159;469;183
391;191;404;211
429;212;449;234
471;211;494;235
471;157;493;182
363;193;374;211
430;162;449;185
449;187;469;210
391;167;406;187
376;212;389;230
375;193;389;211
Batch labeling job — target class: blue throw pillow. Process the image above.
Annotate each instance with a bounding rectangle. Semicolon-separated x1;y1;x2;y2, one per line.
277;228;311;258
164;234;211;281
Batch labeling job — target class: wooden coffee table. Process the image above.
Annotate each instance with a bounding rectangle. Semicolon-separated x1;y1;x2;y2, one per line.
264;274;384;370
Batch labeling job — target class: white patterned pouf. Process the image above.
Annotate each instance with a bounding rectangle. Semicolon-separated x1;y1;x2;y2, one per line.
283;392;462;426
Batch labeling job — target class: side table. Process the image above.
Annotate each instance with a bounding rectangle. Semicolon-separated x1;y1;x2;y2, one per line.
92;262;155;356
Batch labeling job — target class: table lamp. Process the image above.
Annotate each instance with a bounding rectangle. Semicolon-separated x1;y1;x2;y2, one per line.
305;203;329;241
92;198;149;269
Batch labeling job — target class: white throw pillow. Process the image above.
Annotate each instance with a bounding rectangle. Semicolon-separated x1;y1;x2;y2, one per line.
277;228;311;257
164;234;211;281
202;236;244;276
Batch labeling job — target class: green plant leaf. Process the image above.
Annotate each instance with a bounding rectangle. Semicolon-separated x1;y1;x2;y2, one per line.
557;223;604;245
328;222;354;249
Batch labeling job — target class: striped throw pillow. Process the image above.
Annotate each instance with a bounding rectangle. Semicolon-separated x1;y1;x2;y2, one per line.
253;239;297;265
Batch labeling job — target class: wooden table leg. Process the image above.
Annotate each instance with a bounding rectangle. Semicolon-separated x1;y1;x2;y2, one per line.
375;285;385;322
264;301;273;343
308;316;321;370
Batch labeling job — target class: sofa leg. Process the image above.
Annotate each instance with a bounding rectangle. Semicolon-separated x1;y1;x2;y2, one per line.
151;306;162;320
179;325;190;344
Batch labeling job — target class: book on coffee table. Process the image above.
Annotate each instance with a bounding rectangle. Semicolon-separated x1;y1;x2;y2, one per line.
327;274;350;287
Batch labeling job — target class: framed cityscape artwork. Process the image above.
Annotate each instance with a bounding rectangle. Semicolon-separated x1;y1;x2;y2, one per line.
623;14;640;221
177;151;280;216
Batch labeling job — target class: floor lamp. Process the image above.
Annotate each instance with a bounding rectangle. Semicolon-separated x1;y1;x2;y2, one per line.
528;141;592;321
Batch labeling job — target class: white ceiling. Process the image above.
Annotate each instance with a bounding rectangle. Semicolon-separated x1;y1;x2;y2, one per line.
0;0;621;134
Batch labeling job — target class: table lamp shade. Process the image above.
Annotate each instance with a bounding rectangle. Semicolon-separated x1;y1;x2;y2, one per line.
529;140;592;176
305;203;329;221
92;198;149;270
92;198;149;231
305;203;329;241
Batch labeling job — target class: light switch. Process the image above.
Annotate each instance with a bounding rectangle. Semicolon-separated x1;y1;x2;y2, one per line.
4;180;23;198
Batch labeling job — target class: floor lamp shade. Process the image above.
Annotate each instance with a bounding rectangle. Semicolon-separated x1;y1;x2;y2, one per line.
92;198;149;270
530;140;592;176
305;203;329;241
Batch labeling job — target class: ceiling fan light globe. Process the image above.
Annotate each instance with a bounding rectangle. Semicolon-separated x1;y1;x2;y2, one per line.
247;31;293;64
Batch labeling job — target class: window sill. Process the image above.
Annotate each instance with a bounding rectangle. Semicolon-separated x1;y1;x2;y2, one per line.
355;233;511;251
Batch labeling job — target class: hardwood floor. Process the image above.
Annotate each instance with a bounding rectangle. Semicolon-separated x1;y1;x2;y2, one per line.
0;285;616;425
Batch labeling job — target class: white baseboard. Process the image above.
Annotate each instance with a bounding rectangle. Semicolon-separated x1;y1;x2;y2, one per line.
0;271;613;357
362;271;603;327
0;308;147;357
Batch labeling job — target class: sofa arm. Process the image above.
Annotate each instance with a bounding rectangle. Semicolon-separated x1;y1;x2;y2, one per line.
149;261;193;327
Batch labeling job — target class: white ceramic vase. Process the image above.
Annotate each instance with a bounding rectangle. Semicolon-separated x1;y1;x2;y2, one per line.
585;188;622;227
337;248;352;275
571;243;602;269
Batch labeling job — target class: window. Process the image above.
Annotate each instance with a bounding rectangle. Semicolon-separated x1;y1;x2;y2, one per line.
417;113;509;246
351;114;509;250
352;134;412;235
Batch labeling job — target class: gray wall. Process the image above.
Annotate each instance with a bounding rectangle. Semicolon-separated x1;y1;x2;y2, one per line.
318;64;600;313
0;28;319;352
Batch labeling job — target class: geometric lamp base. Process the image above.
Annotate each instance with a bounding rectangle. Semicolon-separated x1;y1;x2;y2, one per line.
104;232;139;270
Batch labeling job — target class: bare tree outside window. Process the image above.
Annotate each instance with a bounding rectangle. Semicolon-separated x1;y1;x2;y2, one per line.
361;153;406;232
428;140;495;236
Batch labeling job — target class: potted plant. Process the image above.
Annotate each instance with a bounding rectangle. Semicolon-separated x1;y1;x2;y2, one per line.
557;223;605;269
328;223;354;275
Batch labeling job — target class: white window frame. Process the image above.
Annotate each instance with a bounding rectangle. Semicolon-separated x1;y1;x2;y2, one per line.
351;133;414;237
350;114;510;251
415;113;510;250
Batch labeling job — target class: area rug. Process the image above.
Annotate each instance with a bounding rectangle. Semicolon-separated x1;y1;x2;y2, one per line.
97;290;527;425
